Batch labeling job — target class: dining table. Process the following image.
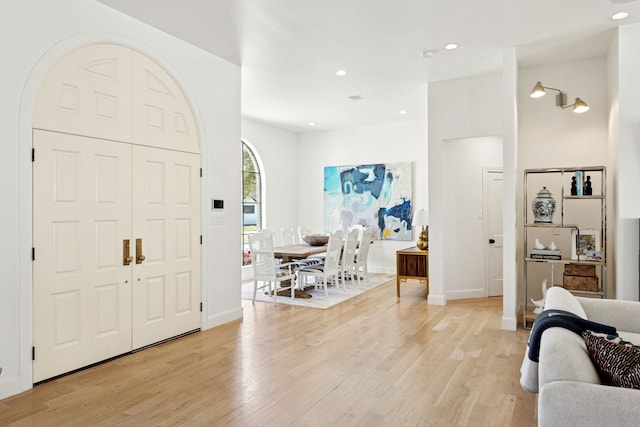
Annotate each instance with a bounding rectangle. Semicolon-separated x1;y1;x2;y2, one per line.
271;244;328;298
273;244;327;263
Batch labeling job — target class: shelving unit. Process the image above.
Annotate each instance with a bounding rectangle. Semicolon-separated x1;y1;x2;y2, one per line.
523;166;606;328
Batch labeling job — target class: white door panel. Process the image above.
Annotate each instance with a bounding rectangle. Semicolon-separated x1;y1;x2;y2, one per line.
33;130;132;382
33;44;133;143
34;131;201;381
485;169;504;297
131;50;200;153
132;146;201;349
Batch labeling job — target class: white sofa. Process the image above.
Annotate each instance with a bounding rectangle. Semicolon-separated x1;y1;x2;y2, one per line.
536;286;640;426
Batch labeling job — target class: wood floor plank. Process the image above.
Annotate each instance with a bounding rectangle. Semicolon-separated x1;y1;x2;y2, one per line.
0;278;536;426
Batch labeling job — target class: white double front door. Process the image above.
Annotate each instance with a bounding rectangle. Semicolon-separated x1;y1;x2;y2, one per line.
33;129;201;382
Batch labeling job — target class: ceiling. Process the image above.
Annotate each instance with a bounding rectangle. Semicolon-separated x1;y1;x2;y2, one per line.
98;0;640;134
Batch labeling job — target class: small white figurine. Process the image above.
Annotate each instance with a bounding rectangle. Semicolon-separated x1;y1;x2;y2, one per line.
531;279;550;314
534;238;545;250
549;241;557;251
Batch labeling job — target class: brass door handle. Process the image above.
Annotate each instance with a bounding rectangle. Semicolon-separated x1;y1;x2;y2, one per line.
136;238;145;264
123;239;133;266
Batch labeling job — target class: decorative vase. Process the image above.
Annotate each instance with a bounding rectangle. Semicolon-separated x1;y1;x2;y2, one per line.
416;225;428;250
532;187;556;224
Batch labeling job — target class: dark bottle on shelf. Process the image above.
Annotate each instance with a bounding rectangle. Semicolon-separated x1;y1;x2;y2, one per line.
584;175;593;196
571;176;578;196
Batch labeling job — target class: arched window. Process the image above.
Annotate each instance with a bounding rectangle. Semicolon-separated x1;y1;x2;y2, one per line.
242;141;263;265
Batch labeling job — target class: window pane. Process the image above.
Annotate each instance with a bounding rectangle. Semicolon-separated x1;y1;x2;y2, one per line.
242;142;262;266
243;171;260;202
243;146;256;172
242;233;251;266
243;203;257;228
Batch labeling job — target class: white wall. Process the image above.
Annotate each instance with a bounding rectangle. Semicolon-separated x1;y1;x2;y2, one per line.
241;119;300;233
502;48;519;330
428;73;503;305
518;59;608;169
297;120;428;274
611;24;640;301
442;137;503;299
240;118;299;280
517;58;609;301
0;0;241;399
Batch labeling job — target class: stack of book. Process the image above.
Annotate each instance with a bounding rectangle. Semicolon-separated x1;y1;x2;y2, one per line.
530;249;562;260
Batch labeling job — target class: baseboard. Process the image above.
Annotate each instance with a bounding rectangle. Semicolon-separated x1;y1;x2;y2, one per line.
369;266;396;275
0;375;23;400
501;315;518;331
205;306;243;330
446;288;486;300
428;293;447;305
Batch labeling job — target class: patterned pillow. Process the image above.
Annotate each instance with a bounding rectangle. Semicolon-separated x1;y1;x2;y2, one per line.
582;330;640;389
585;331;640;350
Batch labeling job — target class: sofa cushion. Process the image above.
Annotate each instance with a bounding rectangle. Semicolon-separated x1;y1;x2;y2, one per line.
582;331;640;389
544;286;588;319
577;297;640;333
619;331;640;344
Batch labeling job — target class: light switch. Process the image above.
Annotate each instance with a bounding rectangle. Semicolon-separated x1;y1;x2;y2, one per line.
211;213;223;225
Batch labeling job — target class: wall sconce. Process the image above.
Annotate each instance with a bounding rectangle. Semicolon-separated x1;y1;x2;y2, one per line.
530;81;589;113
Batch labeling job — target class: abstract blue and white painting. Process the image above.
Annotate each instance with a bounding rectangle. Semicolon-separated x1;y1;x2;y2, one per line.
324;162;413;240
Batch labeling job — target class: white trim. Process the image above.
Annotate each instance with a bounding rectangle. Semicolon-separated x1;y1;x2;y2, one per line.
241;138;266;230
18;32;211;394
371;266;397;275
206;307;244;330
446;288;487;300
501;316;518;331
427;293;447;305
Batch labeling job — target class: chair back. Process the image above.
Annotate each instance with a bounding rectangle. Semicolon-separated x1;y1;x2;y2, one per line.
297;225;311;244
249;232;278;281
347;224;365;246
261;228;275;241
323;230;343;274
342;228;359;267
356;228;373;264
278;227;297;246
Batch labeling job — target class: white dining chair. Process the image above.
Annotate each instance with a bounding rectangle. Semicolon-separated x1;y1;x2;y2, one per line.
297;225;311;244
347;224;364;246
354;227;373;282
298;230;343;296
261;228;275;241
340;228;359;287
279;227;297;246
248;232;297;303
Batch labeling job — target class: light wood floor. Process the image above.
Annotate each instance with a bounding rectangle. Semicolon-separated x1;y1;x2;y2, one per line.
0;279;536;426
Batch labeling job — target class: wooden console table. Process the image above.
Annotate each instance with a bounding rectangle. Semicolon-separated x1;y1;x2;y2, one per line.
396;246;428;297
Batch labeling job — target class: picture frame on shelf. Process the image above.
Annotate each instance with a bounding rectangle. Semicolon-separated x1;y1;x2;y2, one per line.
571;229;601;261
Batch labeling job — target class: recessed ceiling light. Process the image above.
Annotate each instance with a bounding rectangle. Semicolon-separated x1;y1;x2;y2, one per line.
398;110;408;115
444;43;458;50
336;69;347;76
421;49;438;59
308;122;317;126
611;11;630;20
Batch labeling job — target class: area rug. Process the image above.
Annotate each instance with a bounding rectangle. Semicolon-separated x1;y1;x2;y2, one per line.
241;273;395;309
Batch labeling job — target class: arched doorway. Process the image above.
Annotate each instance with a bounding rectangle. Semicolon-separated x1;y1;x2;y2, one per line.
32;43;202;381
